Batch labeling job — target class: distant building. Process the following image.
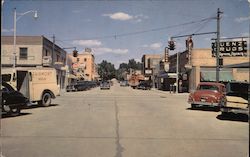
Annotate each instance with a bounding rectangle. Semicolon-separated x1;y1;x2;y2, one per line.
158;48;249;92
67;48;96;81
1;36;67;88
141;54;162;87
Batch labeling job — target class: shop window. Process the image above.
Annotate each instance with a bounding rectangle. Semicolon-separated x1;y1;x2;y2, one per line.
19;48;28;60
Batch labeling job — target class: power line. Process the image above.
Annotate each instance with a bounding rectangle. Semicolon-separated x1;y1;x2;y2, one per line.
60;16;216;42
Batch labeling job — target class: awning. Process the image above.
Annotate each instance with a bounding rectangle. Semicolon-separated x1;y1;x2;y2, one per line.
157;72;177;79
200;71;233;82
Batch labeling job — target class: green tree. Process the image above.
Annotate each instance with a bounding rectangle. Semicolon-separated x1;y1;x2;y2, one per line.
98;60;116;80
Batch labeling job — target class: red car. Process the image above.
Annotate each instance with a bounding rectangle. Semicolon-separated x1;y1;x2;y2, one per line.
188;82;226;110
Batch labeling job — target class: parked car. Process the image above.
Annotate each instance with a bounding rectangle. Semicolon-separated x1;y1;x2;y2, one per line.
74;82;90;91
188;82;226;110
137;81;152;90
220;81;249;116
66;83;77;92
1;82;29;116
100;81;110;90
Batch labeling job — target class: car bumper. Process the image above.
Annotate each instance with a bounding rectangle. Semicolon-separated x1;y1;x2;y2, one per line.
188;101;219;107
221;107;249;115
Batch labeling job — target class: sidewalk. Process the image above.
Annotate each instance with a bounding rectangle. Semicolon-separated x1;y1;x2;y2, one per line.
151;88;189;96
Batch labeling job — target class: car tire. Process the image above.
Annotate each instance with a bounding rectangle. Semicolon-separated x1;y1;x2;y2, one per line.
10;107;21;116
39;92;52;107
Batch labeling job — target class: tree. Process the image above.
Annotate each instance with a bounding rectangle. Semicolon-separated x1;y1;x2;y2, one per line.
116;59;142;81
98;60;116;80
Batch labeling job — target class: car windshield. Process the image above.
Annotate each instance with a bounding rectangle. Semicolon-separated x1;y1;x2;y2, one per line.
198;85;219;91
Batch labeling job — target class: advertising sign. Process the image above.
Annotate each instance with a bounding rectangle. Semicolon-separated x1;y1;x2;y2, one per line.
145;69;153;75
212;41;247;57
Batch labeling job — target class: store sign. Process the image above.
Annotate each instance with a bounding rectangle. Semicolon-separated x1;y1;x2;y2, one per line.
145;69;152;75
212;41;247;57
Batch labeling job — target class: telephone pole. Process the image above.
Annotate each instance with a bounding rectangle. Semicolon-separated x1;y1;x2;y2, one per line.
216;8;223;82
52;34;55;64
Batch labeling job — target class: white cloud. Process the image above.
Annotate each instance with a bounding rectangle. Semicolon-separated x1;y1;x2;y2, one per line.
2;28;14;33
93;47;128;55
102;12;148;22
72;40;102;47
235;16;250;22
103;12;133;21
143;42;163;50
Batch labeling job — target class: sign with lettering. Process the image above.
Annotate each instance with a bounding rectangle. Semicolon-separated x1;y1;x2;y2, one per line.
212;41;247;57
145;69;152;75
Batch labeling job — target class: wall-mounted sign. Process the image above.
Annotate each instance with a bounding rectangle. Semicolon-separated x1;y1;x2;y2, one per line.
212;41;247;57
145;69;153;75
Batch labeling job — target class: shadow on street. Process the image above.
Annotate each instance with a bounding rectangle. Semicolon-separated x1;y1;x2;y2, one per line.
1;112;32;119
186;107;220;112
23;104;59;110
217;113;249;122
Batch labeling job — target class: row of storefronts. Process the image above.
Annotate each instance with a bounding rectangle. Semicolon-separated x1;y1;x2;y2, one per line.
142;48;249;93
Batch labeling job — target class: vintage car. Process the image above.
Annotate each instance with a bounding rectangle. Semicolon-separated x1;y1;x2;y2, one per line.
188;82;226;110
100;81;110;90
137;81;152;90
1;82;29;116
220;82;249;116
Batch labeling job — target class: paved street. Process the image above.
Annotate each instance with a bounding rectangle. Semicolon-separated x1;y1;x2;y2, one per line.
1;82;249;157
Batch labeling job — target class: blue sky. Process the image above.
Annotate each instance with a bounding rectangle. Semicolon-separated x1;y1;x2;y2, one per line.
2;0;250;68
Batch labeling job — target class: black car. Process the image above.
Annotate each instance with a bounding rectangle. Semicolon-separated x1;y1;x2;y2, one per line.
137;81;152;90
1;82;29;116
66;83;77;92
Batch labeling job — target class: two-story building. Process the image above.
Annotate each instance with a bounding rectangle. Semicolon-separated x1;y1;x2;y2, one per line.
1;36;67;88
161;48;249;92
141;54;162;87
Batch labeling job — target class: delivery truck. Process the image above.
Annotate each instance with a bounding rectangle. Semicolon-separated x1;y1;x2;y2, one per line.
2;67;60;107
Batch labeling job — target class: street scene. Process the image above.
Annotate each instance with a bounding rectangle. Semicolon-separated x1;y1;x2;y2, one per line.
1;0;249;157
1;83;249;157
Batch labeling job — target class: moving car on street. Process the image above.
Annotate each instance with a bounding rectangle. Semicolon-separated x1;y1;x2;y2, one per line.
100;81;110;90
137;81;152;90
188;82;226;110
1;82;29;116
220;81;249;116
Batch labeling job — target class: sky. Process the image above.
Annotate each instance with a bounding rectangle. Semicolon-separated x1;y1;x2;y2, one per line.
2;0;250;68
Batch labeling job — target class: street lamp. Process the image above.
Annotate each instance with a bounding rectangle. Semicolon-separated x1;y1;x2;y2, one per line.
13;8;38;68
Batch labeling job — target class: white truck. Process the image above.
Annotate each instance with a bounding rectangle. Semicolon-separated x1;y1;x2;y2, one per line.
2;67;60;107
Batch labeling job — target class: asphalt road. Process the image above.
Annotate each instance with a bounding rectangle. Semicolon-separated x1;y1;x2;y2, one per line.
1;82;249;157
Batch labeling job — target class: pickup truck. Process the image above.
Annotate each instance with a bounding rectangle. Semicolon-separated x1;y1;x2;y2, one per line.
220;82;249;116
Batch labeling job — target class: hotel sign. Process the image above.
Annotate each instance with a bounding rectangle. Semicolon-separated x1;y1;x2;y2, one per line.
212;41;247;57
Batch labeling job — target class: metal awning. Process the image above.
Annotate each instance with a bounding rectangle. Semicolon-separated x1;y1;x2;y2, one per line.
200;71;233;82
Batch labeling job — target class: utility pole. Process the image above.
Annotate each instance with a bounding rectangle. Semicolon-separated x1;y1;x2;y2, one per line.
52;34;55;65
176;52;179;94
216;8;223;82
13;8;17;68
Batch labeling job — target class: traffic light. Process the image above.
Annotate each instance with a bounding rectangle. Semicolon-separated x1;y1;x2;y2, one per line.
219;58;223;67
73;50;78;57
168;40;175;50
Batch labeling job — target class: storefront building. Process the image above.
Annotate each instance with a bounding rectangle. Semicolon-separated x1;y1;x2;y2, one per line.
160;48;249;92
